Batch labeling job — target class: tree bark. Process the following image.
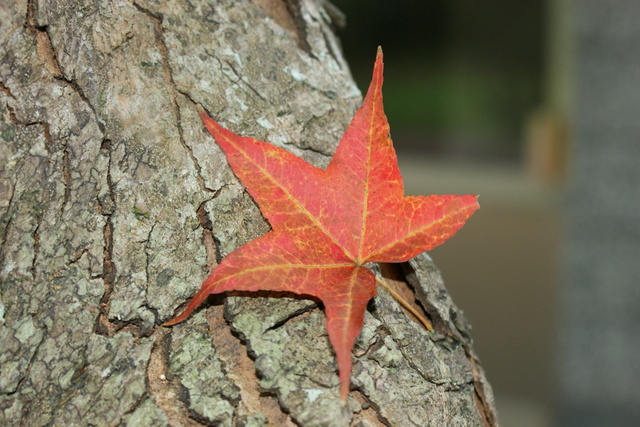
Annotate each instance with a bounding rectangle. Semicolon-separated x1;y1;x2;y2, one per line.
0;1;498;425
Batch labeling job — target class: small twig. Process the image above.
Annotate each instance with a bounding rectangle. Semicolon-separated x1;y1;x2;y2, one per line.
375;276;433;331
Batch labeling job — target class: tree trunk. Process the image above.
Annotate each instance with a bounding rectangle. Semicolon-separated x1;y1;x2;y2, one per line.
0;1;498;425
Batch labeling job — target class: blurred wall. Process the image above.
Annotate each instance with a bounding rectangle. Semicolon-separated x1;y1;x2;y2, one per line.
559;1;640;426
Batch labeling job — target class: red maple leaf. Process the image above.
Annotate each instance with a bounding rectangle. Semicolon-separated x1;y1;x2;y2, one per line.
166;48;479;401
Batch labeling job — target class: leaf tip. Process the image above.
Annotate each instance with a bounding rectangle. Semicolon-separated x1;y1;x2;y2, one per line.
163;296;203;327
375;46;384;70
162;314;183;327
470;194;480;210
339;382;350;403
196;104;224;138
196;103;210;121
363;46;384;103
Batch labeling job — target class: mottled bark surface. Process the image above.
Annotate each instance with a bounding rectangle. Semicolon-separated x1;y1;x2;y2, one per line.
0;1;497;425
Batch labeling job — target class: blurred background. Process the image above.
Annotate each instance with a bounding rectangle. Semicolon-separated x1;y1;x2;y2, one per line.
331;1;640;426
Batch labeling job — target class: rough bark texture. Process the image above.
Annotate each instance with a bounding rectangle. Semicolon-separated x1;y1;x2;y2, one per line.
0;1;498;425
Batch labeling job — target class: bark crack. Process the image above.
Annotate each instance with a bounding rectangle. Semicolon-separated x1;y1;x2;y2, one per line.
25;0;63;79
94;140;153;338
8;319;46;399
21;124;49;283
22;121;54;153
0;182;15;278
320;0;346;31
0;81;17;99
378;263;432;330
94;139;118;337
466;349;498;427
282;0;314;56
220;59;268;103
350;389;391;427
147;327;206;426
367;317;450;389
264;300;320;332
60;141;71;216
30;217;41;281
352;325;383;359
25;0;100;131
23;1;94;223
293;77;343;104
206;305;296;426
66;248;89;268
0;81;19;124
133;2;216;195
143;220;158;285
196;200;220;268
320;22;342;68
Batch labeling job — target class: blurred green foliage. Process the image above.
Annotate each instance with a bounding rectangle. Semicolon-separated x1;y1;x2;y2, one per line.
332;0;544;159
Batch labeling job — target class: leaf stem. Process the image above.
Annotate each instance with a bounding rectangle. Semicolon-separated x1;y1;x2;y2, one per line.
375;276;433;331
